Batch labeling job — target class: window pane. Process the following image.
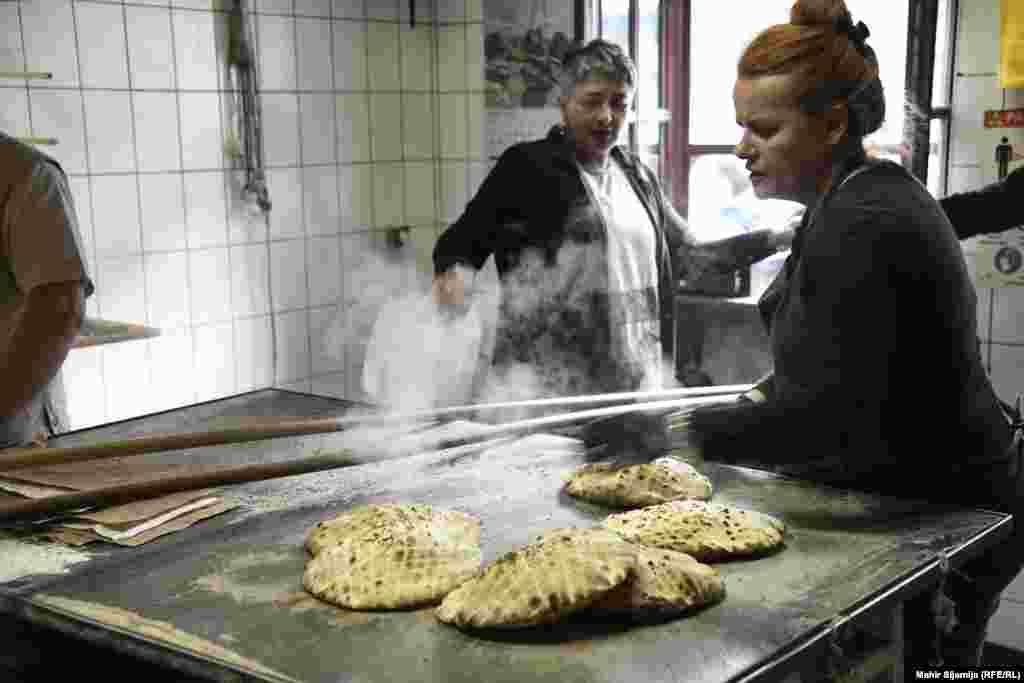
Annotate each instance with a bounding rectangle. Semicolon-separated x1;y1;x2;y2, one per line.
638;0;662;177
927;117;947;198
601;0;630;54
689;0;909;150
686;154;803;241
932;0;952;108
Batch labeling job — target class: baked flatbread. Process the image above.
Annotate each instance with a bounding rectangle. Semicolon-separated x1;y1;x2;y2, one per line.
435;530;634;629
305;503;476;556
303;504;482;610
565;457;713;508
535;528;726;618
602;500;785;562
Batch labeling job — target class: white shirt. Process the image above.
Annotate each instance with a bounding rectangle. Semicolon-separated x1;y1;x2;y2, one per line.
578;159;663;389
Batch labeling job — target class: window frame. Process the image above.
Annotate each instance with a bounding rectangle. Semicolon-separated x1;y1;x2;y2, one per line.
593;0;960;213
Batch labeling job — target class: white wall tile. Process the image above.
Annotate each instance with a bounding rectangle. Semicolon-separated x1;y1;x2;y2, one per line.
147;328;197;411
366;0;399;21
333;0;365;19
28;90;88;175
369;93;403;162
96;254;147;323
257;0;295;13
333;20;366;91
261;93;301;166
230;243;271;317
61;346;107;430
372;162;405;227
989;344;1024;404
366;22;400;91
91;174;142;257
226;173;270;245
258;15;297;91
465;23;484;91
278;378;313;393
145;251;192;329
133;92;182;173
439;93;467;158
234;315;275;391
126;6;176;90
76;3;129;89
991;288;1024;343
173;0;221;9
295;0;333;18
947;162;987;197
437;24;466;92
299;93;337;164
309;305;344;374
188;247;233;324
139;173;188;252
103;341;153;421
192;322;238;400
340;231;383;305
271;239;310;311
0;4;24;76
265;167;304;238
83;91;136;174
21;0;79;89
404;161;435;225
436;0;465;22
439;160;467;223
336;92;371;162
311;372;346;398
338;163;372;231
467;91;484;158
183;171;229;250
66;177;96;270
465;0;482;22
173;8;220;91
307;235;342;307
467;160;488;199
0;88;29;137
402;92;434;160
956;0;999;75
275;309;312;382
179;92;224;170
303;165;341;235
296;17;334;90
949;76;1001;166
401;24;434;91
399;0;436;24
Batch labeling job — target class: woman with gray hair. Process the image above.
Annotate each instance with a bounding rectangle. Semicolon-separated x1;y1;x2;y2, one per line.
433;39;790;399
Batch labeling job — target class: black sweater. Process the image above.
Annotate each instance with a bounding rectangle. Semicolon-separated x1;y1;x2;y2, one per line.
692;160;1013;493
939;165;1024;239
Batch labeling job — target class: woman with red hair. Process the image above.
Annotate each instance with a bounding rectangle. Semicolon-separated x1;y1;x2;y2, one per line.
685;0;1024;669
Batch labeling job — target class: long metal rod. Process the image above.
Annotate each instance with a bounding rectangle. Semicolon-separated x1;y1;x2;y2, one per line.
0;386;746;471
0;395;736;524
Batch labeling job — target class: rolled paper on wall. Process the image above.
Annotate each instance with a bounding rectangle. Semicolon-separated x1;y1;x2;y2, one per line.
0;71;53;80
16;137;58;146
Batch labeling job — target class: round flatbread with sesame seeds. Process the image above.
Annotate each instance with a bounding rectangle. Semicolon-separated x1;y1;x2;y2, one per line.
601;500;786;562
565;457;713;508
302;504;482;610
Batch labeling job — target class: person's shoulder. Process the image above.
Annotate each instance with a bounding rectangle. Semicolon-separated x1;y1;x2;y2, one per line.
0;133;67;203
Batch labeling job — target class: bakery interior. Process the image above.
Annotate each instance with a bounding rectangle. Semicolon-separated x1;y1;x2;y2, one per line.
2;0;1024;680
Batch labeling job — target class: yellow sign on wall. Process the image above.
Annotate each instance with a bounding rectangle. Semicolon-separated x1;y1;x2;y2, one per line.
1002;0;1024;88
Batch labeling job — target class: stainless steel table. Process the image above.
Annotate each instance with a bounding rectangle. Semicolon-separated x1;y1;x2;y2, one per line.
0;389;1013;682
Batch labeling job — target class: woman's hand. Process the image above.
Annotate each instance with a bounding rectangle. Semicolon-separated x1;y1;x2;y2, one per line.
431;268;467;307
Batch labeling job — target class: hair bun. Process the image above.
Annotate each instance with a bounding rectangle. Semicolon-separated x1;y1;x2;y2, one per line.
789;0;852;27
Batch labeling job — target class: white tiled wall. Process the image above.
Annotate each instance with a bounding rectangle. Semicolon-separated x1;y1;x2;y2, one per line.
1;0;485;428
951;0;1024;403
950;3;1024;648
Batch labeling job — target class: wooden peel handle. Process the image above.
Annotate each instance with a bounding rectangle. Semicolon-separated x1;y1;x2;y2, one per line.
0;451;356;524
0;417;346;471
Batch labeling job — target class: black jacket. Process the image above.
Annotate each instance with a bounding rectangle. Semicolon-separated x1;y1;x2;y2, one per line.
434;125;779;393
692;159;1013;493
